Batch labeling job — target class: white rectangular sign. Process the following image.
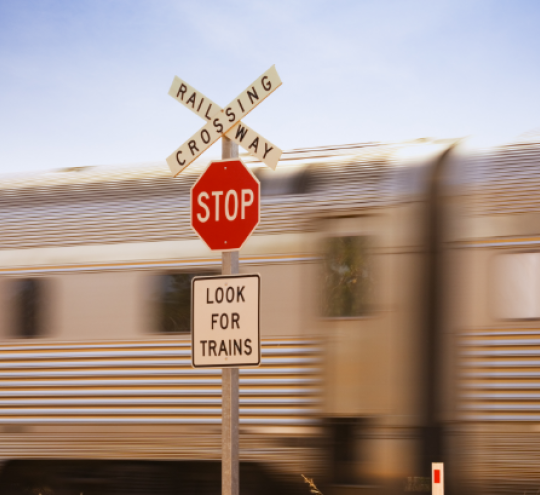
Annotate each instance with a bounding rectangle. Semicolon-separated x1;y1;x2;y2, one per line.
191;274;260;368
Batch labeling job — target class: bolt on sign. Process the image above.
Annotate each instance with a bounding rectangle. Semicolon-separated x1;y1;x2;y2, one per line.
166;65;282;176
191;274;260;368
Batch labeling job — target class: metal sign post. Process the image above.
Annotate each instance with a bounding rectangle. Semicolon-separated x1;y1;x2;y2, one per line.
222;137;239;495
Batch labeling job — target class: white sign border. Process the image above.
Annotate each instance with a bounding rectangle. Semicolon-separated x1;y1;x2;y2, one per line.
191;273;261;368
189;157;261;252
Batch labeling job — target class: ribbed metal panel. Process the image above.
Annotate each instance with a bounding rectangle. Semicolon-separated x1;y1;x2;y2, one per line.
455;426;540;495
453;140;540;493
0;339;320;426
462;140;540;215
0;144;400;249
459;329;540;421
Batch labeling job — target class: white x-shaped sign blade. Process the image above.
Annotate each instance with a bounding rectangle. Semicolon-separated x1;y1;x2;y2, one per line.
168;76;282;171
166;66;282;176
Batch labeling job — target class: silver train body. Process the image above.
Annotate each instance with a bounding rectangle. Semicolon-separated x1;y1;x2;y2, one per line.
0;138;539;494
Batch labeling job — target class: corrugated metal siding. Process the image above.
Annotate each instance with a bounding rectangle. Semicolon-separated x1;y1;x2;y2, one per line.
457;329;540;493
0;144;401;249
0;431;324;477
455;426;540;495
454;139;540;493
462;140;540;215
460;329;540;421
0;339;320;426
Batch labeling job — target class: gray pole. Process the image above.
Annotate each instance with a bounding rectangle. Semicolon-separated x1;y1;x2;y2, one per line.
222;136;239;495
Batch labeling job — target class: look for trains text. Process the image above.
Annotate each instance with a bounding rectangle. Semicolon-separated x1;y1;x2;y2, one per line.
207;285;244;330
200;284;252;358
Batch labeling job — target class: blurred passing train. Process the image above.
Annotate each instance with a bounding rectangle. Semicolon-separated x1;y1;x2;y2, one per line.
0;137;540;494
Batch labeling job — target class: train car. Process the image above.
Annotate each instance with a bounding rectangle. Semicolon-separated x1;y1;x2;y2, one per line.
2;136;537;494
442;135;540;495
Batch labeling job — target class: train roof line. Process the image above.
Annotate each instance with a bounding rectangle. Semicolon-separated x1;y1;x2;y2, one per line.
0;142;404;191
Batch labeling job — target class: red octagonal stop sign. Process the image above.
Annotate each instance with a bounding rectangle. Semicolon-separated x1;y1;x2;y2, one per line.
191;159;260;251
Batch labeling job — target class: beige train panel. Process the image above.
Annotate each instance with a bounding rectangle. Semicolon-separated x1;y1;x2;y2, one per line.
459;328;540;421
0;418;317;426
0;377;318;388
0;431;324;475
0;339;320;426
460;140;540;215
455;427;540;495
0;357;319;369
0;341;317;357
0;387;317;397
0;145;403;249
0;357;316;368
0;407;316;416
0;397;317;406
0;368;319;379
0;197;375;248
0;142;383;194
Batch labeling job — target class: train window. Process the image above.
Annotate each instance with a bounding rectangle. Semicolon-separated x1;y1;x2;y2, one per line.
11;278;44;338
158;272;217;334
491;252;540;319
323;236;372;318
254;165;310;196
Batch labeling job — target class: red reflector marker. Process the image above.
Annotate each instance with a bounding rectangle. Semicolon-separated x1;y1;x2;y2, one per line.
432;462;444;495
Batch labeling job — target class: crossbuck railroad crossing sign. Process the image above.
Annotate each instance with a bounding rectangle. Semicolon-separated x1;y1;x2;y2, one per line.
166;65;282;176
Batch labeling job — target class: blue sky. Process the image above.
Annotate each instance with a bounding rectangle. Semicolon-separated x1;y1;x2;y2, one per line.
1;0;540;173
